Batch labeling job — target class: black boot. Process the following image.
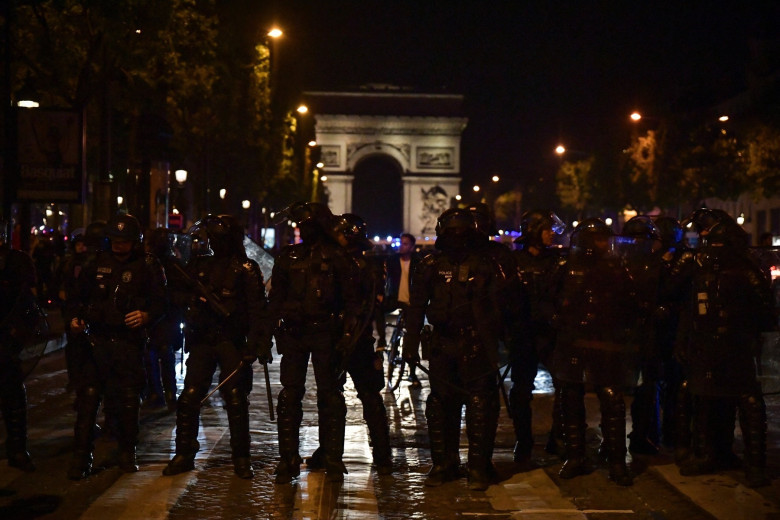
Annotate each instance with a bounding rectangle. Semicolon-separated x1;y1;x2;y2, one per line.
628;379;661;455
424;393;460;487
466;393;499;491
509;384;533;464
679;396;719;476
361;391;392;475
117;390;140;473
320;390;348;483
739;392;770;488
2;382;35;472
673;380;693;465
163;386;201;476
274;388;303;484
599;387;632;486
559;383;589;479
225;387;253;479
545;383;565;456
68;386;101;480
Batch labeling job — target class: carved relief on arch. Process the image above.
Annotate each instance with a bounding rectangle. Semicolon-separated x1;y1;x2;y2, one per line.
346;141;410;172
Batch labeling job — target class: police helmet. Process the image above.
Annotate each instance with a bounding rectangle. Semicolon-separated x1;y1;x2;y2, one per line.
570;217;613;256
106;214;143;242
700;219;749;252
145;227;175;259
189;214;244;258
84;220;110;251
682;208;733;234
466;202;498;236
653;216;683;250
435;208;478;237
621;215;662;241
516;210;566;246
332;213;372;251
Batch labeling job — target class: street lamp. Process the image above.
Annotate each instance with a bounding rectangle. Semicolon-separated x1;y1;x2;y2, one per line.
242;199;251;209
555;145;566;155
296;104;308;114
630;112;642;122
268;27;283;39
175;169;188;184
219;188;226;199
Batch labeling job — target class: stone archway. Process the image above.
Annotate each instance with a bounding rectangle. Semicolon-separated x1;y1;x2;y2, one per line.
351;155;403;237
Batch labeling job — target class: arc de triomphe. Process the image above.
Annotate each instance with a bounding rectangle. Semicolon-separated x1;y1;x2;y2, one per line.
304;88;467;238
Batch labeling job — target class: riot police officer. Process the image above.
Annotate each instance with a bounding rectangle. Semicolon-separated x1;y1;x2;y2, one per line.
0;224;38;472
269;202;361;484
674;218;774;488
513;209;566;459
144;227;186;410
403;208;504;491
620;216;665;455
467;203;531;464
553;218;637;486
304;213;392;474
68;214;166;479
163;215;271;479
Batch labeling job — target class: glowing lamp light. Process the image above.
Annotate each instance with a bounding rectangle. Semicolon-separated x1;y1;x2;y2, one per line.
320;175;328;182
630;112;642;122
297;105;308;114
316;162;324;168
555;145;566;155
373;235;380;242
242;200;251;209
175;169;188;183
572;220;579;228
473;185;480;192
604;217;613;226
219;188;227;199
455;194;462;201
719;115;729;122
386;235;392;241
268;28;283;38
308;140;318;147
117;196;124;205
737;213;745;225
491;175;500;182
172;208;180;215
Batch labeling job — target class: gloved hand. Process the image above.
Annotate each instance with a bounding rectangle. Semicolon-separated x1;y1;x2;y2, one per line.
256;340;273;364
402;334;421;365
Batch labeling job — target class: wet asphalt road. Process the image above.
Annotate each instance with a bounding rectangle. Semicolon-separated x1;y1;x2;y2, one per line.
2;339;780;520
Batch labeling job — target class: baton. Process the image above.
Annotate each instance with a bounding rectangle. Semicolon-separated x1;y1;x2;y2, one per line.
263;362;275;421
201;361;244;405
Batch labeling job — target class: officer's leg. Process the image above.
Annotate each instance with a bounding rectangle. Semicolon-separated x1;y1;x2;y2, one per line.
558;382;588;479
163;344;214;476
673;379;694;464
738;390;770;488
424;391;460;486
545;381;565;456
628;370;661;454
714;398;740;469
160;345;178;410
597;386;632;486
223;385;253;479
509;343;537;464
274;335;307;484
1;365;35;472
465;384;500;491
67;385;102;480
218;342;253;479
116;387;141;473
680;395;719;476
351;344;392;474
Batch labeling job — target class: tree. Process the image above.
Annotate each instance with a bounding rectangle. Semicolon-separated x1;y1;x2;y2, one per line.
555;156;594;216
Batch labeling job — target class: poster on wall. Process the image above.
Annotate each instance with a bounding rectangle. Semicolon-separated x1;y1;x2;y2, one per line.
16;109;85;202
419;184;449;235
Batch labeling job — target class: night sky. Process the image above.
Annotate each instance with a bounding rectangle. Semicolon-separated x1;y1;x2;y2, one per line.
262;1;779;196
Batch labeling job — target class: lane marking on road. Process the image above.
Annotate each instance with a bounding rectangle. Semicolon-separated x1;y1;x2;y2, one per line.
486;468;634;518
78;424;229;520
653;463;779;520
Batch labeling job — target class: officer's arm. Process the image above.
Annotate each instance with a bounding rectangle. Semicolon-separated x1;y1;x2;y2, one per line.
139;255;167;328
244;260;273;362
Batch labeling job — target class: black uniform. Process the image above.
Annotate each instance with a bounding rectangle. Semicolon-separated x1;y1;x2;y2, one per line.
0;241;38;472
404;208;504;491
553;218;637;486
163;215;271;480
673;219;774;488
269;202;361;484
307;213;392;474
68;214;166;479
